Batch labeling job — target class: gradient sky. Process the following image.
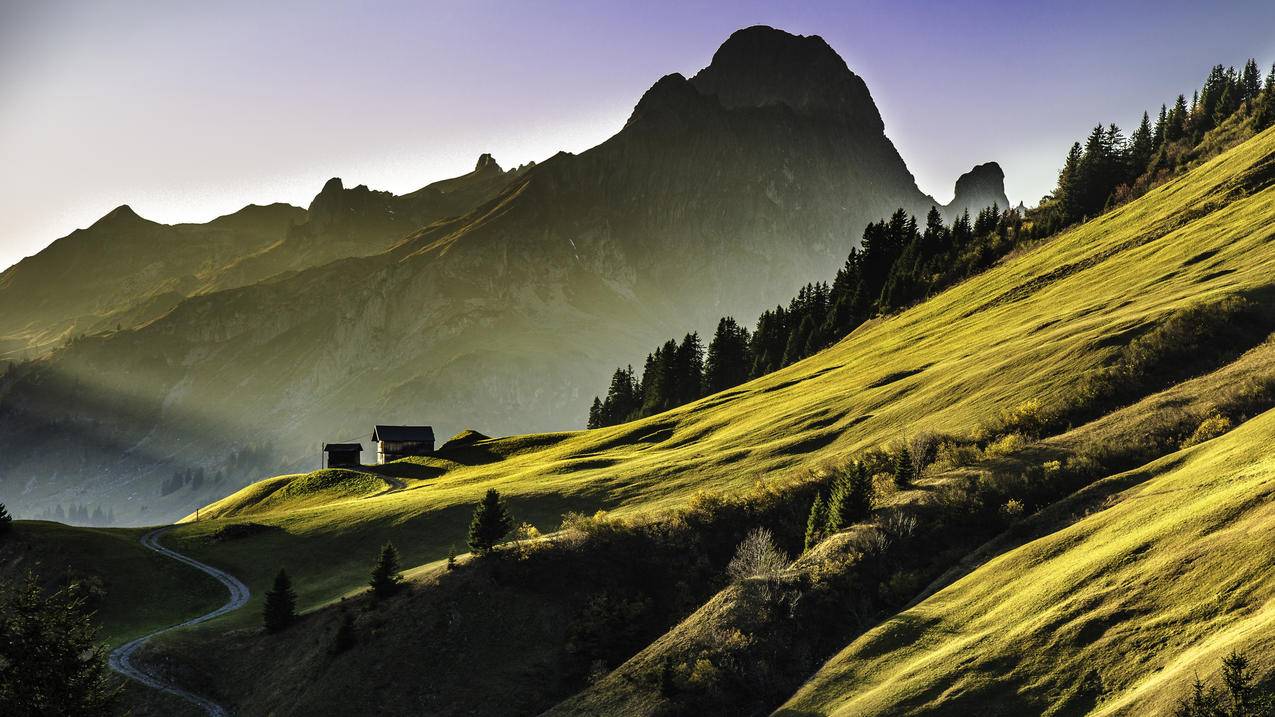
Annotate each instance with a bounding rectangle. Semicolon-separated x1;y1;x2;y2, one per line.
3;0;1274;272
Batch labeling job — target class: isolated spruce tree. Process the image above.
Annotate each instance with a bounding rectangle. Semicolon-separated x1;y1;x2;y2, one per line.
803;494;828;551
368;542;402;599
331;611;356;654
0;573;119;714
587;397;604;429
467;488;513;555
894;443;915;488
0;503;11;536
262;568;297;632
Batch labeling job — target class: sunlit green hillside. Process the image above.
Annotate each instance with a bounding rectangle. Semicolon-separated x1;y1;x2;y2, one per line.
776;404;1275;716
170;126;1275;630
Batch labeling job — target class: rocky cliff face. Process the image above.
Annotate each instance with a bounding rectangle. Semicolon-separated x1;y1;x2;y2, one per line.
945;161;1010;219
0;26;1006;523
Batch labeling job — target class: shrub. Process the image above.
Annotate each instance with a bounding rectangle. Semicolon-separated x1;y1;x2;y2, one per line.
262;568;297;632
984;432;1030;458
368;542;402;599
998;499;1026;524
331;611;356;654
727;527;788;582
1182;413;1234;448
934;439;981;470
909;432;940;476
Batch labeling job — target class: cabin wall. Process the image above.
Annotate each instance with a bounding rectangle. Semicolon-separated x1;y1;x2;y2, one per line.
377;440;435;464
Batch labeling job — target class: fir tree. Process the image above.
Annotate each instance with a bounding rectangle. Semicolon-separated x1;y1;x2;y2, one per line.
467;488;513;555
894;443;915;487
0;503;11;536
0;573;119;715
587;396;604;429
1128;111;1155;177
826;462;875;533
1153;104;1167;148
1220;650;1254;715
262;568;297;632
368;542;402;599
803;494;828;551
704;317;751;394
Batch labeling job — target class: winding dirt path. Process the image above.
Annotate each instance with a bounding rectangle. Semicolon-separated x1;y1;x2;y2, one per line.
108;527;250;716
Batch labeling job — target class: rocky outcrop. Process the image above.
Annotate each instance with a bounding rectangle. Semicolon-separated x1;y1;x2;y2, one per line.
944;162;1009;219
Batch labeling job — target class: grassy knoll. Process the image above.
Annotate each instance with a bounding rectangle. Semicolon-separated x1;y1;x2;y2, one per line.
775;404;1275;716
0;521;222;645
158;127;1275;632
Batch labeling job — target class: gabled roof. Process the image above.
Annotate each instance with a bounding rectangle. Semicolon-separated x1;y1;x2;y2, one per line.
323;443;363;451
372;425;435;443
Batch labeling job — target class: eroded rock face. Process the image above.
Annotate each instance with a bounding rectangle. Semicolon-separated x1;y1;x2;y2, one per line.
946;162;1009;219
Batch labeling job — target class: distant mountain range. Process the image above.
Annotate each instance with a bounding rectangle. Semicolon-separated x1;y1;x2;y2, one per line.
0;26;1007;523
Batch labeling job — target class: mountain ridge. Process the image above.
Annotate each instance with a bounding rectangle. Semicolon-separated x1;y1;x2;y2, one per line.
0;26;1007;524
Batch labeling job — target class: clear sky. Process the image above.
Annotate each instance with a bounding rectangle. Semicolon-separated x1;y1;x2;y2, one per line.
2;0;1274;271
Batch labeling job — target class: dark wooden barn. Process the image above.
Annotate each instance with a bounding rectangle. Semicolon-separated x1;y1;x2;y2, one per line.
322;443;363;468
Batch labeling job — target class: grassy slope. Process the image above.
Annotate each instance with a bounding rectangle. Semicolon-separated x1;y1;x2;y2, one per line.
776;406;1275;717
0;522;222;645
164;127;1275;630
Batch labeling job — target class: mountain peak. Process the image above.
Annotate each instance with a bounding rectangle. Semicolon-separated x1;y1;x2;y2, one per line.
948;162;1009;217
624;73;712;130
474;153;502;173
688;26;883;130
89;204;152;230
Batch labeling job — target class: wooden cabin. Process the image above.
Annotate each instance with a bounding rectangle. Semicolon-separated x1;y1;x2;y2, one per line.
372;425;435;464
323;443;363;468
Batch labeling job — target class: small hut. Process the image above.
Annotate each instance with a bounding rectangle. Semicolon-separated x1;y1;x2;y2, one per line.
372;425;435;464
322;443;363;468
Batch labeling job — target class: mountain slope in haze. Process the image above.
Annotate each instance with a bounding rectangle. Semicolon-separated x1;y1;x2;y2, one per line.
0;203;303;358
0;26;1005;523
118;124;1275;717
0;154;525;362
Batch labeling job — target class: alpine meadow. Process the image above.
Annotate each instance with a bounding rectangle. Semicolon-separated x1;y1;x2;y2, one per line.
1;4;1274;716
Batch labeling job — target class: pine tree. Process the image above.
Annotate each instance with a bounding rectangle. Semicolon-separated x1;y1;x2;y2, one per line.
331;611;356;654
1259;63;1275;131
803;494;828;551
1153;104;1167;149
1241;59;1262;103
587;397;604;429
1220;650;1254;714
894;443;915;487
368;542;402;599
1128;111;1154;179
262;568;297;632
826;463;875;533
0;573;119;714
1167;94;1189;142
467;488;513;555
704;317;751;394
0;503;11;536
